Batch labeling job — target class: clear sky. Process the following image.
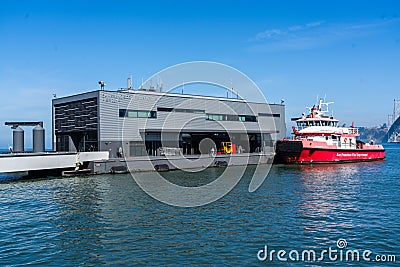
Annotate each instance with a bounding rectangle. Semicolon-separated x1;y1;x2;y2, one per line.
1;1;399;148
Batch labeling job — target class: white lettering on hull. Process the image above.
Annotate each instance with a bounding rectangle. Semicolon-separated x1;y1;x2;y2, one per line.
336;153;369;157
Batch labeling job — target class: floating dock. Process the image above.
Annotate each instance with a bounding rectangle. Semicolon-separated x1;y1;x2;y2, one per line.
90;152;274;174
0;151;109;176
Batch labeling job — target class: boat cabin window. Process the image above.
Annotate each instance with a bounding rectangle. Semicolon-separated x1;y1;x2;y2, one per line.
297;121;307;128
326;121;338;127
296;120;338;128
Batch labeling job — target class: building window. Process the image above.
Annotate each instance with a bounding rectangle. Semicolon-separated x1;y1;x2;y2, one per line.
227;115;239;121
157;107;205;114
137;111;149;118
206;113;257;122
191;109;206;114
239;115;257;122
206;114;224;121
149;111;157;118
258;113;281;117
119;109;157;118
157;107;173;112
128;110;137;117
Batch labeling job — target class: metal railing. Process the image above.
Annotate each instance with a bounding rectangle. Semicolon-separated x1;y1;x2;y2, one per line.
348;128;359;135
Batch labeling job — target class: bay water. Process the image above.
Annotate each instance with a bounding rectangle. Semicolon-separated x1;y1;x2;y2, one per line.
0;144;399;266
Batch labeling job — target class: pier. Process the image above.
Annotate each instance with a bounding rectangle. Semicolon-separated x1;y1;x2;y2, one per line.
2;121;109;177
0;151;109;175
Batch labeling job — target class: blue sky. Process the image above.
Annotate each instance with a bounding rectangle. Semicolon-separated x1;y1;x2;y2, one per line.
1;1;399;148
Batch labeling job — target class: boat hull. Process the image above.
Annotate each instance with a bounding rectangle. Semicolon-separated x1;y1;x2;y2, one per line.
275;140;386;164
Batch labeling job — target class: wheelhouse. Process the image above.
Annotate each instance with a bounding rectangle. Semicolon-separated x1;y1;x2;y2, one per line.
296;119;339;131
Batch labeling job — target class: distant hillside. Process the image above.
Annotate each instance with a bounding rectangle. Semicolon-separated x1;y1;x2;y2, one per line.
358;125;388;144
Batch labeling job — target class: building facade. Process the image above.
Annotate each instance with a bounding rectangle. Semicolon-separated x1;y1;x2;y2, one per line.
52;89;286;158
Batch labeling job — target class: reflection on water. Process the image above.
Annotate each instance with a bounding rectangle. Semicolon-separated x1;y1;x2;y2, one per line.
0;145;399;266
296;164;362;239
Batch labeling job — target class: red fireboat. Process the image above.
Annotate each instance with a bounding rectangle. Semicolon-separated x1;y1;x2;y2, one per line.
275;99;386;163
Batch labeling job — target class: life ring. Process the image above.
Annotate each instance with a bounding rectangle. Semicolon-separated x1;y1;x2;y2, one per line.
344;138;348;143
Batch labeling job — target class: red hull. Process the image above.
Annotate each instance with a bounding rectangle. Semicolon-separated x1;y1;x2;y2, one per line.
276;140;385;164
294;148;385;163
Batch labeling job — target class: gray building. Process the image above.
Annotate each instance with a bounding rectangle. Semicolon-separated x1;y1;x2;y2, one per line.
52;89;285;158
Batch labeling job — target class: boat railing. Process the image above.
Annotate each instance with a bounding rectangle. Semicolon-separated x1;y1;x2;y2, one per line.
295;126;306;131
348;128;359;135
293;126;359;135
340;142;356;149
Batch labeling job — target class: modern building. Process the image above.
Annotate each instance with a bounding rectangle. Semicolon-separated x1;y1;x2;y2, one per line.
52;88;286;160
